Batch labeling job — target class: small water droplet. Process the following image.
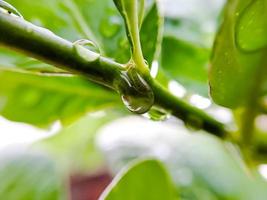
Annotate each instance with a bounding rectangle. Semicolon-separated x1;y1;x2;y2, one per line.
73;39;100;62
116;66;154;114
100;16;120;38
146;106;170;121
0;1;23;18
185;115;203;131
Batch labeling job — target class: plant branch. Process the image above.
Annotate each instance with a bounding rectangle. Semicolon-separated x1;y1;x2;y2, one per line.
0;12;227;137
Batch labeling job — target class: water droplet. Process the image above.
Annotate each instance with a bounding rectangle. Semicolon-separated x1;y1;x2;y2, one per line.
0;1;23;18
100;16;120;38
116;66;154;114
185;115;203;131
74;39;100;53
73;39;100;62
146;106;170;121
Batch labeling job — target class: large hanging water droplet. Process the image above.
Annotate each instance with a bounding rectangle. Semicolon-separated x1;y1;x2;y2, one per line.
146;106;170;121
73;39;100;62
0;1;23;18
116;67;154;114
100;15;121;38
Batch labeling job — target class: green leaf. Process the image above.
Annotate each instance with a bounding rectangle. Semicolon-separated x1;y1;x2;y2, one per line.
236;0;267;51
156;0;224;95
140;3;163;66
96;119;267;199
100;159;177;200
36;109;124;172
210;0;267;108
0;152;66;200
161;36;210;96
0;69;120;127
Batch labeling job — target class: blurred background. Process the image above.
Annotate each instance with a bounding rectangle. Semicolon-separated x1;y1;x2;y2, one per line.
1;0;267;200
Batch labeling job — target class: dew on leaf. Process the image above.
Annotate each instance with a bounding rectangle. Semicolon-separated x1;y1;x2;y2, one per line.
116;67;154;114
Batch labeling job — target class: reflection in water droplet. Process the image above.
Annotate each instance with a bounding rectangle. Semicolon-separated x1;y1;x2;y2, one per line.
146;106;170;121
116;67;154;114
0;1;23;18
100;16;120;38
73;39;100;62
185;115;203;131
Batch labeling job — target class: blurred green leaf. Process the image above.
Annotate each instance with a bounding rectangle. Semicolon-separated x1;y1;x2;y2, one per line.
100;159;177;200
155;0;225;95
140;3;163;66
96;117;267;199
0;69;120;127
210;0;267;108
0;152;67;200
161;36;209;96
36;109;124;172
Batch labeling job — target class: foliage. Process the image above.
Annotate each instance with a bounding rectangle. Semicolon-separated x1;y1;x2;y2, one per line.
100;159;176;200
0;0;267;200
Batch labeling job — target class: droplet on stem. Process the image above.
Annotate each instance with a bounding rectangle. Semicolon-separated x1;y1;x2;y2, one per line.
0;1;23;18
73;39;100;62
116;67;154;114
146;106;170;121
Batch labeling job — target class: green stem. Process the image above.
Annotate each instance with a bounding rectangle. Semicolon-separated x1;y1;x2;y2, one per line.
117;0;148;73
149;80;226;137
238;51;267;166
0;12;227;136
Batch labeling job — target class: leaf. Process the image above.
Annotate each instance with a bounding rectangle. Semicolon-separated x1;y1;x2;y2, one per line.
100;159;177;200
0;69;120;127
210;0;267;108
0;152;66;200
155;0;225;95
161;36;210;96
96;117;267;199
36;109;125;172
140;3;163;66
236;0;267;51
